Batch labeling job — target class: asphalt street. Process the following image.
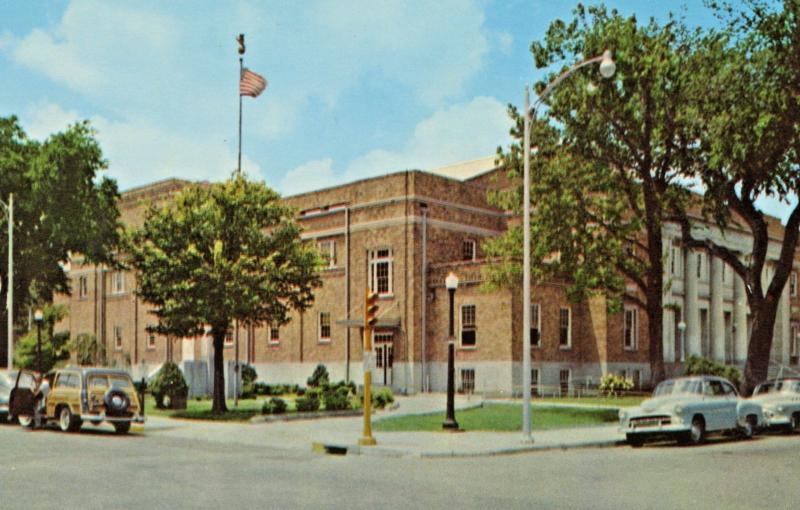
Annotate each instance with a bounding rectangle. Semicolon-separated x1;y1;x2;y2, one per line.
1;421;798;509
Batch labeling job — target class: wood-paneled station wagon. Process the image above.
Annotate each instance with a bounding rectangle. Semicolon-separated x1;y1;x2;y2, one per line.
619;376;764;446
9;367;144;434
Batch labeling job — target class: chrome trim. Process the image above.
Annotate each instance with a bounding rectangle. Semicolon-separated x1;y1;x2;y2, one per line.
80;414;145;423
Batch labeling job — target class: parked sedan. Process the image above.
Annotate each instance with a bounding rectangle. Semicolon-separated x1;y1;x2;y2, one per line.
619;375;763;446
750;378;800;433
0;370;17;422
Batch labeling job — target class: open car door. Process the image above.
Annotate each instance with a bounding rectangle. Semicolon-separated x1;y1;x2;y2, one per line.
9;370;38;419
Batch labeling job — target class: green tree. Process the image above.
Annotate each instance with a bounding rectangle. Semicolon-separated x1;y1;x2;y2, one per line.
0;116;121;366
676;0;800;393
486;5;704;385
13;304;70;371
129;174;321;413
67;332;106;366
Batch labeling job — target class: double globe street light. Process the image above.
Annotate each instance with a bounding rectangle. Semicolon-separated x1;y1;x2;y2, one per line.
521;50;615;442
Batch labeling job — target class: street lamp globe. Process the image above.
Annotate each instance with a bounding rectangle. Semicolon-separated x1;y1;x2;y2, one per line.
599;49;616;79
34;309;43;323
678;321;686;332
445;272;459;290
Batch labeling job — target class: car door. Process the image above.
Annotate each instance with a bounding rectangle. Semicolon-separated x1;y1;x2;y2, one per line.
702;380;727;430
9;371;37;417
719;380;739;429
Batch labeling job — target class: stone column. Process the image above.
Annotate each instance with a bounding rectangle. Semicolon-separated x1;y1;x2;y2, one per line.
778;279;791;365
685;249;701;356
710;256;725;361
662;237;675;363
733;271;748;363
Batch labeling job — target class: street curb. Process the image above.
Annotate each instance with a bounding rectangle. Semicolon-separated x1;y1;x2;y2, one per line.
250;409;362;423
310;438;626;458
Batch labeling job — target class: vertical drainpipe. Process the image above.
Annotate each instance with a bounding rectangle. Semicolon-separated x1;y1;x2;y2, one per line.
93;266;98;339
421;203;428;392
134;293;139;365
100;267;107;363
404;171;413;393
345;206;351;383
299;310;304;364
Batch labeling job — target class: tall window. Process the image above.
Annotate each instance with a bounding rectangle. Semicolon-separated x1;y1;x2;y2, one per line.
559;307;571;348
791;323;799;358
224;330;234;347
462;239;477;261
268;324;280;345
112;271;125;294
78;276;88;298
531;303;541;347
791;272;798;297
317;239;336;268
559;369;571;396
369;249;393;296
147;331;156;350
531;368;540;396
460;368;475;393
114;326;123;350
319;312;331;343
671;245;683;277
460;305;477;347
624;307;638;350
696;252;707;280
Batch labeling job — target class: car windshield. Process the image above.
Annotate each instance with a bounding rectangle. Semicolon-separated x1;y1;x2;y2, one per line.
755;380;800;395
0;373;11;389
654;379;702;396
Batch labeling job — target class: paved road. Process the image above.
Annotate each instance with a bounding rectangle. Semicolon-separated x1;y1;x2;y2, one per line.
2;421;798;509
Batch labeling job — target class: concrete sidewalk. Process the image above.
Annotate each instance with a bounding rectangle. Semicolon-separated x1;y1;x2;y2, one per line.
142;393;626;458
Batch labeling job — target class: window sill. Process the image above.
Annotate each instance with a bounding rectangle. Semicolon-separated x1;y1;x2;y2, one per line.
224;344;234;349
146;347;156;351
318;339;331;345
459;345;477;351
624;346;638;352
377;294;394;300
268;342;280;347
558;345;572;351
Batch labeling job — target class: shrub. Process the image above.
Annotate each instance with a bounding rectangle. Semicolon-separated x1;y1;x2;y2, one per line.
323;386;352;411
240;364;257;398
295;387;306;396
307;364;329;387
599;374;634;397
684;355;742;387
261;397;288;415
372;387;395;409
295;388;321;412
150;361;189;408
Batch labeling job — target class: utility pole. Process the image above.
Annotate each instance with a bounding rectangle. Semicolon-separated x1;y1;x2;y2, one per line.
1;194;12;369
359;289;379;446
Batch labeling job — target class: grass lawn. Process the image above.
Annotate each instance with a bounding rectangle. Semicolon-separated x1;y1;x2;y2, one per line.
374;403;619;432
144;397;292;422
534;396;646;408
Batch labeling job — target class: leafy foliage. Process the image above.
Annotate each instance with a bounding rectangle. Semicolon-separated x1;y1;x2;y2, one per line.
295;388;321;412
67;333;106;366
150;361;189;409
0;117;121;364
129;174;321;413
261;397;288;415
307;364;330;387
13;304;70;371
683;355;742;388
240;364;257;398
599;374;634;397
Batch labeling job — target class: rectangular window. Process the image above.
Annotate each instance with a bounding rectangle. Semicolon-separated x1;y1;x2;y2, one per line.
700;308;710;357
559;307;571;348
317;239;336;268
460;305;477;347
633;370;641;389
147;331;156;350
791;272;798;297
559;369;571;396
671;245;682;277
224;330;234;347
78;276;88;298
268;325;280;345
462;239;477;261
112;271;125;294
791;323;799;358
460;368;475;394
530;304;541;347
624;307;638;350
369;249;393;296
114;326;123;350
531;368;540;396
319;312;331;343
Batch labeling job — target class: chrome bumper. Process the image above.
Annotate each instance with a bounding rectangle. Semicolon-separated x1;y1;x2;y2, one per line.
81;413;145;424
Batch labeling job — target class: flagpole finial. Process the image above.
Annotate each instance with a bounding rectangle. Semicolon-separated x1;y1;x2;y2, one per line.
237;33;245;55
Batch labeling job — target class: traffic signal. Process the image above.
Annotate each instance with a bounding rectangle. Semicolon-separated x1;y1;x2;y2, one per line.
365;290;379;328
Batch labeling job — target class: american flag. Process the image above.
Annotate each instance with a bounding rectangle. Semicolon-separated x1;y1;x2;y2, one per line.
240;68;267;97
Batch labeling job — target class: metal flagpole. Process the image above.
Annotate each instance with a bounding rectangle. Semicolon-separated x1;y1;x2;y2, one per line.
237;33;245;175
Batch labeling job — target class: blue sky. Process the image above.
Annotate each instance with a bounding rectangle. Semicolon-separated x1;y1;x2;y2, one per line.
3;1;790;220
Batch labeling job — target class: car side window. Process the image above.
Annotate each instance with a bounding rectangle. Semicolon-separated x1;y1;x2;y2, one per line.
703;382;715;396
89;376;108;389
721;382;738;396
709;381;725;396
18;372;35;389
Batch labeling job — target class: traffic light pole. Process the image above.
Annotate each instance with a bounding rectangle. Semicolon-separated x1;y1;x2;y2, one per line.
359;289;378;446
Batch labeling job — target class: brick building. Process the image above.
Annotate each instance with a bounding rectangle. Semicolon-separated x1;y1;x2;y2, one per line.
54;158;800;396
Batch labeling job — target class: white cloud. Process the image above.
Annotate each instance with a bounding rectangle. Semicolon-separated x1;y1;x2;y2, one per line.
281;96;510;194
21;101;259;190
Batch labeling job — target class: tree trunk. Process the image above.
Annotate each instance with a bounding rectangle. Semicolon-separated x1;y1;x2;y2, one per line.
645;266;666;387
0;287;7;367
742;297;779;396
211;326;228;413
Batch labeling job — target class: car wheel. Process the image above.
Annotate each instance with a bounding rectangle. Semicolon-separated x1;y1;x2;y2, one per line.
791;413;800;434
59;406;81;433
739;416;755;439
18;415;33;428
687;416;705;445
113;422;131;434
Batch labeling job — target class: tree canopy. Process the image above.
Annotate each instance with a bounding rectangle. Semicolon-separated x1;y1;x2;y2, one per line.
0;116;121;366
129;174;321;412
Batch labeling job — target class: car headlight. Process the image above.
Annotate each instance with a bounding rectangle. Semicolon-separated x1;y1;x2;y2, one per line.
674;405;683;415
776;405;785;413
